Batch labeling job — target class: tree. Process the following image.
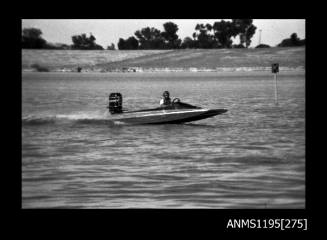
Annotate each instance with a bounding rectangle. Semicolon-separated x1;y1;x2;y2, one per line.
244;24;257;47
185;19;257;49
255;44;271;48
126;37;139;49
22;28;47;49
134;27;165;49
107;43;115;50
232;19;257;47
161;22;181;49
181;37;196;49
118;36;139;50
290;33;300;45
277;33;305;47
192;23;219;48
212;20;237;48
117;38;126;49
71;33;103;50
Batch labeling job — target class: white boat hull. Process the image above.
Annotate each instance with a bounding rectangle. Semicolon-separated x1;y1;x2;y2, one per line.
110;108;226;124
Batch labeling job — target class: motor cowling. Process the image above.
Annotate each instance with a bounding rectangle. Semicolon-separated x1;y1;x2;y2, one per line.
108;93;123;114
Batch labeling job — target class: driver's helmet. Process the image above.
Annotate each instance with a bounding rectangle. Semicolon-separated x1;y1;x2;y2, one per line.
163;91;170;98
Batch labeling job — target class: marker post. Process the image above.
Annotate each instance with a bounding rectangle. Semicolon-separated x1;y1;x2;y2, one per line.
272;63;279;105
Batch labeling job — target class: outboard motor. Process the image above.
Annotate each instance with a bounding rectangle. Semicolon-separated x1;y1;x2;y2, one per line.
108;93;123;114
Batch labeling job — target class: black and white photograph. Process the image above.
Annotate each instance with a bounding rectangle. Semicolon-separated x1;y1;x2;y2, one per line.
21;19;305;210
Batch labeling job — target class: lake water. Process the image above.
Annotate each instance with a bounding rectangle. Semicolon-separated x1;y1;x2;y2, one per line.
22;71;305;208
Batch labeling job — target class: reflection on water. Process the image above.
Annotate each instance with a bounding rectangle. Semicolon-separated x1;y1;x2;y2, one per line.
22;72;305;208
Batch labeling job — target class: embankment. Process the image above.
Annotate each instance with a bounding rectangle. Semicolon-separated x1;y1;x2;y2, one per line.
22;47;305;73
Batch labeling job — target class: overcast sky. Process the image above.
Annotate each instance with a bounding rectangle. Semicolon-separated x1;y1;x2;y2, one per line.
22;19;305;48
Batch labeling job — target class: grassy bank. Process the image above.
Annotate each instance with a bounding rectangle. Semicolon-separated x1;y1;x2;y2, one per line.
22;47;305;72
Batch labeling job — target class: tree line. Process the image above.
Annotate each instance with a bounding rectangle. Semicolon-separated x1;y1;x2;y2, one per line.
277;33;305;47
22;20;305;50
118;19;257;50
22;28;106;50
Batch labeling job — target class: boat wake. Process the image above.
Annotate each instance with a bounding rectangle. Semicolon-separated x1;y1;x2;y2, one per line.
22;111;115;126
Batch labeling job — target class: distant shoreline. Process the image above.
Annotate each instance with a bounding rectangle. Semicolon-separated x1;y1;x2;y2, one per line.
22;68;305;77
22;66;305;73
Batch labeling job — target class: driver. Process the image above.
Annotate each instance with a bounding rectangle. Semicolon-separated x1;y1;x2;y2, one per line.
160;91;172;106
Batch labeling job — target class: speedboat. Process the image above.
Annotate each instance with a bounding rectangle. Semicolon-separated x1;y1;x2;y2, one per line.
107;93;227;124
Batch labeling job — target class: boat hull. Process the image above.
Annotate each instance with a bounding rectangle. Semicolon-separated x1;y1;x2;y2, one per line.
110;109;227;124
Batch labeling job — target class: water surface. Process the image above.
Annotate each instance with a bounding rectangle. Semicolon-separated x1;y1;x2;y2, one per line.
22;71;305;208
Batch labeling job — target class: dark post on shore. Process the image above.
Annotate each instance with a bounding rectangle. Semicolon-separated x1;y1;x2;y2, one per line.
272;63;279;105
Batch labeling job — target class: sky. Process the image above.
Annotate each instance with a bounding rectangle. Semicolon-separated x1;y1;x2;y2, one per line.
22;19;305;48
